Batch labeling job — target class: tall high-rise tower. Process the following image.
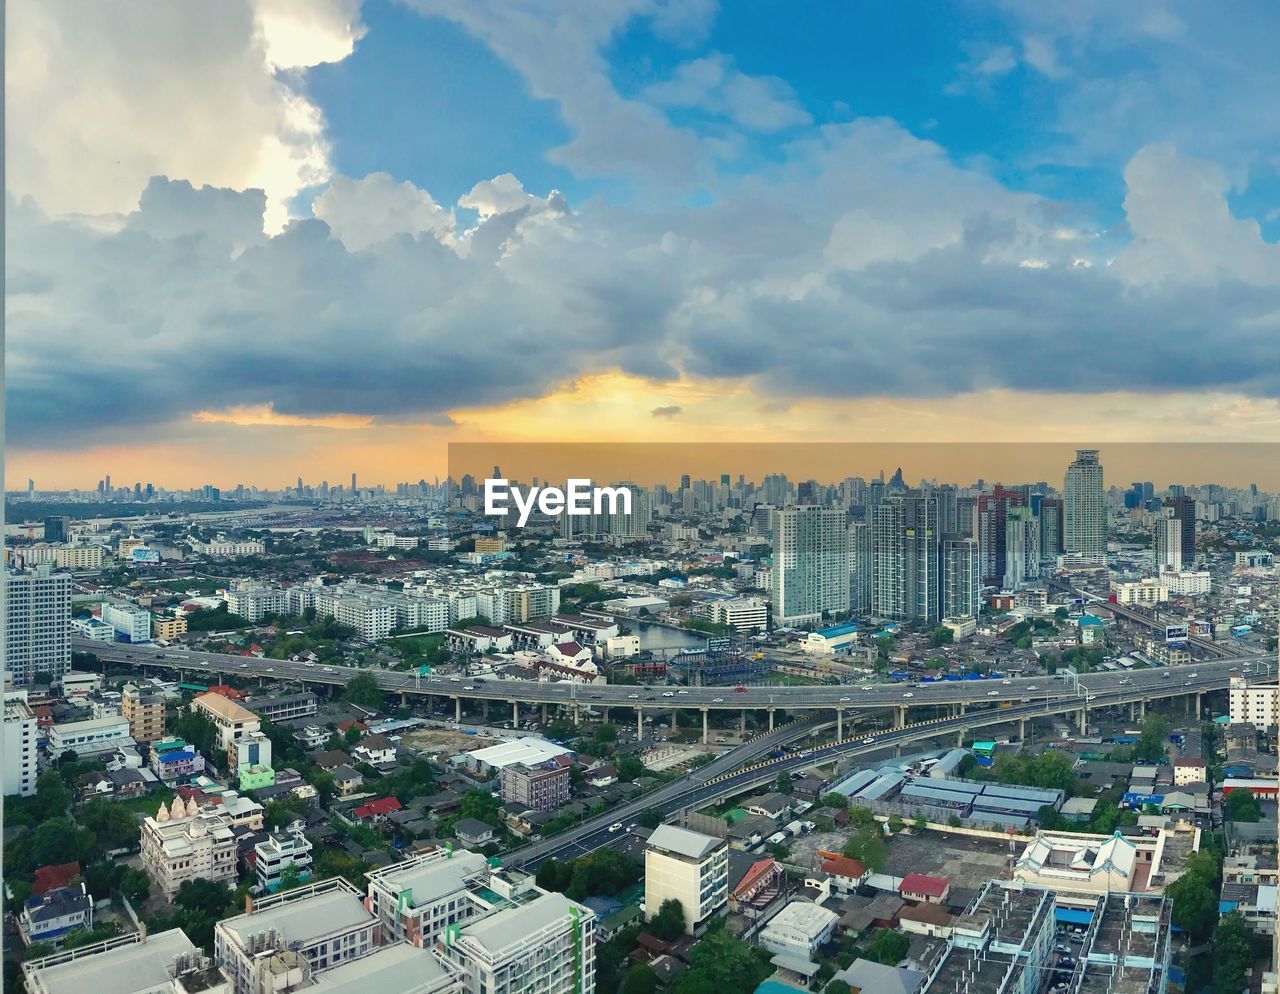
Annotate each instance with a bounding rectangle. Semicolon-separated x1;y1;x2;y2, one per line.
771;506;849;625
872;491;941;623
1063;449;1106;562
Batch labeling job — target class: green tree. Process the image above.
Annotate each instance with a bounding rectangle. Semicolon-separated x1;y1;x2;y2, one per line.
31;818;96;868
947;814;961;828
457;789;503;827
620;963;659;994
649;898;687;940
887;814;904;834
1213;911;1257;994
342;671;385;710
866;927;910;965
1166;850;1222;940
823;982;852;994
674;927;770;994
929;626;954;647
842;826;887;871
79;798;141;854
172;708;218;758
617;756;645;782
637;808;664;829
33;769;72;820
120;867;151;904
775;771;793;795
913;813;927;832
1225;789;1262;823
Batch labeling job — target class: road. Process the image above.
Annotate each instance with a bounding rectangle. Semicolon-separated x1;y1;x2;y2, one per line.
72;638;1268;714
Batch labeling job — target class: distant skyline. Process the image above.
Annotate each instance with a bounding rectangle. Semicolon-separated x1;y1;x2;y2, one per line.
7;2;1280;487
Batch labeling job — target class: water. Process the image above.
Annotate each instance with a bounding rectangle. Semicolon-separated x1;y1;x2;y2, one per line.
632;622;707;654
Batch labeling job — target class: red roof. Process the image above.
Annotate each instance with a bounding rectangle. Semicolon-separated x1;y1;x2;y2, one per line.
820;856;866;880
198;684;246;701
33;862;81;896
353;797;401;819
553;641;586;656
900;873;949;898
733;858;779;897
338;719;368;733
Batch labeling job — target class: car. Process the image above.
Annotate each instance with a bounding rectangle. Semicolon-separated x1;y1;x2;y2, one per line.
734;686;748;692
1161;671;1171;679
607;822;623;833
1189;672;1199;678
839;696;851;702
1002;679;1012;685
1027;684;1038;690
711;697;724;703
862;736;876;744
662;691;675;697
628;693;640;699
465;685;476;691
676;689;688;695
1087;694;1098;701
987;690;1000;696
902;692;914;699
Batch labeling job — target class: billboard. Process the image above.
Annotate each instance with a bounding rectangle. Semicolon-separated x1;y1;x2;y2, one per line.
1164;623;1188;644
130;547;160;564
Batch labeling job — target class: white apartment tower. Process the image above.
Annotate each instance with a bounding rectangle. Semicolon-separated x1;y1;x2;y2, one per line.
1063;449;1106;562
4;691;39;797
772;506;849;626
644;825;728;933
5;566;73;686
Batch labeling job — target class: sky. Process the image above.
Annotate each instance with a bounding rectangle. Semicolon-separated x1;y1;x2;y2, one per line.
6;0;1280;490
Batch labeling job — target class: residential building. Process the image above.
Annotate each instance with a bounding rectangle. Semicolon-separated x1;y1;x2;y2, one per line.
5;566;73;686
19;884;93;948
941;537;980;620
194;538;265;558
254;819;313;893
22;929;228;994
1163;569;1211;596
1013;826;1200;895
140;797;238;899
1063;449;1105;563
122;683;166;742
1154;513;1184;572
977;487;1026;586
365;849;492;946
872;492;943;624
1163;495;1197;568
772;506;849;626
454;819;496;848
244;690;317;722
214;880;379;994
466;736;573;776
60;672;102;697
848;520;873;615
900;873;951;905
1230;677;1279;733
1111;578;1169;605
101;602;153;642
224;584;286;622
758;900;839;964
644;825;728;933
1003;506;1040;588
442;890;596;994
48;715;132;758
4;691;39;797
149;738;206;784
500;761;571;811
352;732;397;768
153;616;188;640
702;597;768;633
300;943;460;994
71;617;114;642
191;692;261;753
1173;758;1207;786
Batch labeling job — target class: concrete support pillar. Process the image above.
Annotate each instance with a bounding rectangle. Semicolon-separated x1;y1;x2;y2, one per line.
1130;702;1137;721
1019;718;1026;742
957;729;964;748
512;701;519;726
455;697;462;722
837;709;843;740
637;707;643;740
896;706;907;728
1139;699;1146;720
1196;692;1202;718
542;703;548;724
400;690;406;707
768;708;776;732
702;708;709;745
573;703;580;726
739;712;746;735
1077;708;1086;734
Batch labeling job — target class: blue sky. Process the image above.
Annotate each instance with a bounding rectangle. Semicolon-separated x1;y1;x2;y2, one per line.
306;0;1279;239
7;0;1280;485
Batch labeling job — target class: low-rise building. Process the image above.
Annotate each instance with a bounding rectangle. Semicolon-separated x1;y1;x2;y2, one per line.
244;691;317;723
149;738;207;784
101;602;152;642
1173;757;1207;786
1014;826;1200;895
254;819;313;893
759;900;839;964
140;796;238;899
122;683;167;743
644;825;728;933
191;692;261;754
214;880;379;994
19;884;93;948
499;761;571;812
22;929;228;994
365;848;493;946
47;715;133;758
152;616;188;640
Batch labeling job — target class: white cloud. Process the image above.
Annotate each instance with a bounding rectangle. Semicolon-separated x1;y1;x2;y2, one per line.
644;54;811;132
313;173;454;251
5;0;363;232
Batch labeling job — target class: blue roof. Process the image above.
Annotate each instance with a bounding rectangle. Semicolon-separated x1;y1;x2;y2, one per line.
816;622;859;638
1079;614;1104;626
1056;908;1094;925
755;982;805;994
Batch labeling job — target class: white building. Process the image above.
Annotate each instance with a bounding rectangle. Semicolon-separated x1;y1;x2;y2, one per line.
466;736;572;775
5;566;73;686
444;890;596;994
702;597;768;633
772;506;849;626
191;692;262;754
758;900;839;963
1230;677;1278;733
22;929;228;994
48;715;133;758
140;797;238;899
101;602;153;642
1110;579;1168;606
254;819;313;893
70;617;115;642
1063;449;1106;563
1162;570;1212;596
224;584;286;622
366;849;493;946
644;825;728;933
19;883;94;948
194;538;265;558
4;691;39;797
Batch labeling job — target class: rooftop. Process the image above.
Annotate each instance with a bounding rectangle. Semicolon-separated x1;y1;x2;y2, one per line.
23;929;197;994
219;884;374;948
647;824;724;861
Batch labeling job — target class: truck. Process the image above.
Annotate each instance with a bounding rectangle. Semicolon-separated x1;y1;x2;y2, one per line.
767;832;788;846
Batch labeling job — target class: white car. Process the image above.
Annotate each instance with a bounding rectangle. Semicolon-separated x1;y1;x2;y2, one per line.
1002;679;1012;685
1161;672;1171;679
1087;694;1098;701
902;692;914;699
677;690;688;695
628;693;640;699
987;690;1000;696
607;822;623;833
711;697;724;703
862;736;876;744
839;696;851;702
1027;685;1038;690
1189;672;1198;678
662;691;675;697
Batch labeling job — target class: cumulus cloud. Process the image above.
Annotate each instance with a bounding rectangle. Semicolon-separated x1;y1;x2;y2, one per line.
5;0;363;231
6;139;1279;452
313;173;454;251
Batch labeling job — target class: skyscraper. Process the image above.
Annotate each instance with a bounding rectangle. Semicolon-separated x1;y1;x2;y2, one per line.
1154;513;1183;572
5;566;73;686
608;483;652;539
772;506;849;625
1004;506;1041;589
848;521;873;615
1063;449;1106;562
942;538;981;619
977;486;1026;586
871;492;941;623
1038;497;1063;561
1162;495;1196;568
